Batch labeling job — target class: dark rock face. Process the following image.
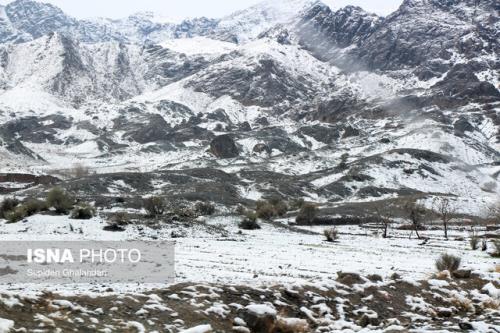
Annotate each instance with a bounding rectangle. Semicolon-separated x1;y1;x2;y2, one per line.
295;4;380;64
127;114;171;144
187;57;318;108
210;135;239;158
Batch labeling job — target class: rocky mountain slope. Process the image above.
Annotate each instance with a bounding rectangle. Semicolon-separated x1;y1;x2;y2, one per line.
0;0;498;216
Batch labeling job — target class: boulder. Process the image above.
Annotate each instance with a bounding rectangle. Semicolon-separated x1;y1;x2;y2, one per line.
241;304;277;333
452;269;472;279
209;135;239;158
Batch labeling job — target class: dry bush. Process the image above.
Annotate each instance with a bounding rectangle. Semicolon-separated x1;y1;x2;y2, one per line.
239;210;260;230
295;203;319;225
289;198;305;210
0;198;20;219
450;295;474;312
5;206;27;223
323;227;339;242
256;201;276;220
143;196;166;217
480;299;499;310
70;204;96;220
436;253;461;272
194;201;216;216
110;212;130;226
47;187;74;214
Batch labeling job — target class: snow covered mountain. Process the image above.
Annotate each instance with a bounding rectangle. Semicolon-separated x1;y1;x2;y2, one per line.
0;0;498;216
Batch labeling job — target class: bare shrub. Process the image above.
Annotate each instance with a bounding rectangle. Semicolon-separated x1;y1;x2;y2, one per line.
239;210;260;230
70;204;96;220
5;206;27;223
110;212;130;226
255;198;288;220
47;187;74;214
323;227;338;242
289;198;305;210
295;203;318;225
194;201;216;216
144;196;166;217
0;198;20;219
435;253;461;272
256;201;276;220
23;199;49;216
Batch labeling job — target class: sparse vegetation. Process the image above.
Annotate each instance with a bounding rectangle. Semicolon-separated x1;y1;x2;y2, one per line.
435;253;461;272
289;198;305;210
1;198;50;223
469;235;479;251
110;211;130;226
144;196;166;217
47;187;74;214
70;204;96;220
5;206;27;223
295;203;318;225
239;210;260;230
0;198;20;219
255;197;288;220
23;199;49;216
470;236;480;250
323;227;338;242
194;201;216;216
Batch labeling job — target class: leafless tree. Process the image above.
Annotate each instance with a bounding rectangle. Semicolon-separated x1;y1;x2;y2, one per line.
404;200;426;239
433;197;456;240
375;207;394;238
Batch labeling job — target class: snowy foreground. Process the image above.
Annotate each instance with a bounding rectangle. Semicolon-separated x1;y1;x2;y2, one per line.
0;214;499;332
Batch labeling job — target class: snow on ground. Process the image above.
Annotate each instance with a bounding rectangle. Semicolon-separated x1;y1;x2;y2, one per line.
0;214;497;296
160;37;237;57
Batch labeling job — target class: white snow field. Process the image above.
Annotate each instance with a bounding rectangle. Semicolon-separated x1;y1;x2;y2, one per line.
0;214;497;294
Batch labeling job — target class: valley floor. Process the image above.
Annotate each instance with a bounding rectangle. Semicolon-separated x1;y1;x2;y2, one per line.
0;215;499;332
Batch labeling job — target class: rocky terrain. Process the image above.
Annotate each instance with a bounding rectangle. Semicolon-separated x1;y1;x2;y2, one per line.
0;0;499;332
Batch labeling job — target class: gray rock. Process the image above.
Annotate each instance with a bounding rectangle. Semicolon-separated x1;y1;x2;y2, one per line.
210;135;239;158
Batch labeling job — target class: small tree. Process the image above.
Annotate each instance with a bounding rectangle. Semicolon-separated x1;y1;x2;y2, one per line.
144;196;166;217
375;207;393;238
433;197;456;240
404;200;426;239
47;187;74;214
296;203;319;225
